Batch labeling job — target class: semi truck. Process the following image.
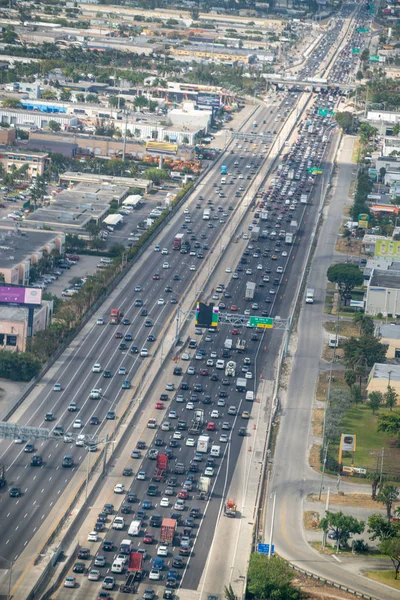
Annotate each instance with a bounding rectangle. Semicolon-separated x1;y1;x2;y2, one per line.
203;209;210;220
152;454;168;482
236;338;246;353
225;361;236;377
160;518;177;545
197;434;209;453
120;552;143;593
109;308;121;324
306;288;315;304
173;233;184;250
221;165;227;174
245;282;256;301
236;377;247;392
224;499;237;518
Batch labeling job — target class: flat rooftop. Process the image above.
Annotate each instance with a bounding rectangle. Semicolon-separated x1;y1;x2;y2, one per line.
369;269;400;288
370;363;400;382
0;305;30;322
59;172;152;192
0;228;60;268
377;323;400;340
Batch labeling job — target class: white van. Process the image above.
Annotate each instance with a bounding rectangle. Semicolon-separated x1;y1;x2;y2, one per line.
328;334;339;348
111;558;125;573
128;519;141;536
100;257;112;264
246;391;255;402
215;359;225;370
210;445;220;457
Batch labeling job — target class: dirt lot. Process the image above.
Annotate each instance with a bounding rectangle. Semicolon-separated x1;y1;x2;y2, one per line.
308;493;388;510
324;320;360;338
335;237;363;255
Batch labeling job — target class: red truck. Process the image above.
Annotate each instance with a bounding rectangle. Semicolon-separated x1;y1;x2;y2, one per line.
153;453;168;482
160;518;176;545
173;233;184;250
109;308;121;324
121;551;143;593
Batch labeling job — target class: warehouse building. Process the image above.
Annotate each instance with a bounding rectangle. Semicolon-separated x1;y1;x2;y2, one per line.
364;269;400;316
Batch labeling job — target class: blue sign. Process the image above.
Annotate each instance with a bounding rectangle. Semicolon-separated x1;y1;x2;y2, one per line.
257;543;274;554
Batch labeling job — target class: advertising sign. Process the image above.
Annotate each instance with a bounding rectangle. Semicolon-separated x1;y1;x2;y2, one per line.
352;47;360;54
375;239;400;258
0;286;42;306
341;434;356;452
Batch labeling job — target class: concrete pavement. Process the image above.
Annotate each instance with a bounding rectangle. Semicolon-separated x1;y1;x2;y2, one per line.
266;135;400;599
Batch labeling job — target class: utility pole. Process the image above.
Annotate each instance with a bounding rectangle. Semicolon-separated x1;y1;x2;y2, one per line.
268;493;276;558
122;110;129;162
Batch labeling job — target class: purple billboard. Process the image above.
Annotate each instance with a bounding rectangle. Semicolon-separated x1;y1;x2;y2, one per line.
0;286;42;306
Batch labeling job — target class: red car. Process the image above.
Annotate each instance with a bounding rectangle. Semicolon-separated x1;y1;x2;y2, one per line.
115;332;123;339
230;305;238;312
206;422;215;431
143;533;154;544
178;489;188;499
153;273;160;280
200;369;209;376
231;328;239;335
155;402;164;410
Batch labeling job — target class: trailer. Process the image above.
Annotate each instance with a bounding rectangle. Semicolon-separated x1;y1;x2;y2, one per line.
173;233;184;250
300;194;308;204
285;233;293;244
152;453;168;482
188;408;204;435
197;475;210;499
236;338;246;353
160;518;177;544
197;434;209;453
245;282;256;301
120;552;143;593
224;499;237;518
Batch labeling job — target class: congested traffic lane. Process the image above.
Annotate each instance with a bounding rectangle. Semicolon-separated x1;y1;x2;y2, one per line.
0;97;296;564
53;93;339;598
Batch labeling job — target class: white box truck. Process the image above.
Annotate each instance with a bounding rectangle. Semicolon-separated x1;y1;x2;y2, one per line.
197;435;210;453
224;338;233;350
128;520;142;536
245;282;256;301
210;445;221;457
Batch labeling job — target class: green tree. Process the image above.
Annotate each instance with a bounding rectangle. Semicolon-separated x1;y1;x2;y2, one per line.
393;123;400;136
343;336;388;370
379;538;400;579
144;168;168;185
320;511;365;550
344;369;357;388
335;111;353;133
109;243;125;257
59;89;72;102
134;95;149;109
367;471;387;500
377;412;400;440
2;98;21;109
224;584;237;600
76;93;85;103
368;391;383;414
30;175;47;208
361;48;370;61
41;89;58;100
327;263;364;304
353;313;374;336
48;120;61;132
182;135;189;144
2;27;18;44
380;167;387;183
377;485;399;521
247;554;302;600
359;122;378;145
384;386;398;411
86;93;99;104
368;513;400;540
356;70;364;81
109;96;125;108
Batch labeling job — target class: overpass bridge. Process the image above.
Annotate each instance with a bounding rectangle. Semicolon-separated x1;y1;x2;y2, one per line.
264;74;356;91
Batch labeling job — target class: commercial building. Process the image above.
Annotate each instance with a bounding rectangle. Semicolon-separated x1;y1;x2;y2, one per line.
364;269;400;316
367;363;400;402
0;147;48;178
59;172;152;193
0;228;65;286
0;107;78;130
375;323;400;359
0;302;53;352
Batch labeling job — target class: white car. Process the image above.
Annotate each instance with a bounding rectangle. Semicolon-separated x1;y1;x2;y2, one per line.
157;545;168;557
162;262;169;269
149;569;161;581
158;298;165;305
88;569;100;581
282;251;288;257
187;366;195;375
181;353;191;361
118;367;127;375
89;388;102;399
232;273;239;279
190;265;196;271
168;410;177;419
257;264;263;270
137;471;146;480
225;267;232;273
114;483;125;494
173;431;182;439
161;248;169;254
87;531;99;542
217;398;225;407
245;269;252;275
277;266;283;274
220;434;229;443
53;383;62;392
160;497;169;507
186;438;195;447
211;410;219;418
73;419;83;429
204;467;214;477
186;402;194;410
140;348;149;357
92;363;101;373
112;517;125;530
96;318;104;325
245;372;253;379
206;359;214;367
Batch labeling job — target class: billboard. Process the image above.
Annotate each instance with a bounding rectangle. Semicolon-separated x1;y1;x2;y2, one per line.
341;433;356;452
375;239;400;258
0;285;42;306
196;94;221;107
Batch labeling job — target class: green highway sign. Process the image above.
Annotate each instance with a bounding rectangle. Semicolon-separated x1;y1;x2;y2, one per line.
369;55;380;62
357;27;369;33
352;47;360;54
249;316;274;329
318;109;335;117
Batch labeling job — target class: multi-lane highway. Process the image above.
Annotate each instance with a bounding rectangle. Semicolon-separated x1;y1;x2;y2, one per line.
0;95;299;570
46;93;339;599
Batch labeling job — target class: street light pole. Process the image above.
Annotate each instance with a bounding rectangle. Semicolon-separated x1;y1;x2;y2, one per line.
268;492;276;559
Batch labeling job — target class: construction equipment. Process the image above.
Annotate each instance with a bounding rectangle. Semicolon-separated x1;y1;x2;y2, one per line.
224;499;237;518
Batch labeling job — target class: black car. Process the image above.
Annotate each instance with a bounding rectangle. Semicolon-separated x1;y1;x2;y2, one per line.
106;411;116;420
9;487;21;497
30;455;43;467
137;441;146;449
102;540;114;552
127;493;137;503
123;467;133;476
62;455;73;468
221;379;230;386
73;562;86;573
169;439;179;448
219;391;228;398
173;275;180;281
90;416;100;425
202;395;212;404
189;462;199;472
164;590;174;600
121;504;131;514
103;503;114;514
147;334;156;342
180;381;189;390
165;286;172;292
154;438;164;447
238;427;247;436
177;420;186;430
150;514;162;526
78;547;90;559
173;367;182;376
167;477;178;487
140;308;148;316
122;318;131;325
24;443;34;453
103;370;112;378
130;345;139;354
